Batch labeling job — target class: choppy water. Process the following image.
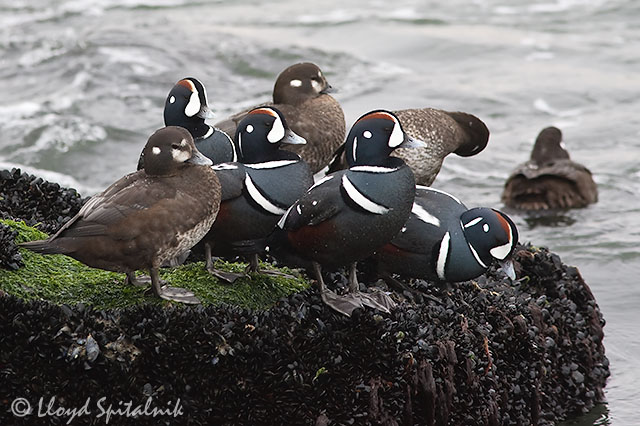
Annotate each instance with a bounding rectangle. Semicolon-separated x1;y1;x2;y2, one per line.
1;0;638;424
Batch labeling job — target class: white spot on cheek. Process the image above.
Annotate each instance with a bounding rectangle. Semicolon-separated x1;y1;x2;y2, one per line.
172;148;190;162
311;80;322;92
169;96;175;104
483;224;490;232
312;200;318;206
290;79;302;87
363;130;372;139
152;147;161;155
246;124;254;133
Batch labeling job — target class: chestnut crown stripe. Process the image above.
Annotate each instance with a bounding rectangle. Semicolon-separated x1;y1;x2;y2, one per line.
177;79;196;92
355;111;397;124
494;210;512;236
248;108;278;118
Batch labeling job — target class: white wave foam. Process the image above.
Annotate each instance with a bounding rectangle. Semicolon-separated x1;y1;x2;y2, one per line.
533;98;582;118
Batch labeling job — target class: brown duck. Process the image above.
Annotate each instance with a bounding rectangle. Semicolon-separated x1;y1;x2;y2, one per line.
21;127;221;304
502;126;598;210
215;62;345;174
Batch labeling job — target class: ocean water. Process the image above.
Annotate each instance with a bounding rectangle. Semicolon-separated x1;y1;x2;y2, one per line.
0;0;638;424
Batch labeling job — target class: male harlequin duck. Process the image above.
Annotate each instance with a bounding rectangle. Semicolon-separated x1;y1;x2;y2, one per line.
270;110;425;317
203;106;313;282
502;126;598;210
374;186;519;288
138;77;235;169
215;62;345;174
22;127;221;304
328;108;489;185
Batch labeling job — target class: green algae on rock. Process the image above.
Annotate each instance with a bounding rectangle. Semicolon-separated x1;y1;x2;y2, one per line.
0;219;309;310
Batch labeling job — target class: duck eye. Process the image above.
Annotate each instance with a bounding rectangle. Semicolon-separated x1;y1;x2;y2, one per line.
171;143;180;149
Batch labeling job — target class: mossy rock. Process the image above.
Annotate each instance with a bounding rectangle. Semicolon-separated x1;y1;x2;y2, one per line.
0;219;310;310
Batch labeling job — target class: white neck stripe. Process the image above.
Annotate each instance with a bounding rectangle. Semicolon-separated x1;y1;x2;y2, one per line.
351;166;398;173
412;203;440;227
245;160;297;169
352;136;358;162
436;232;450;280
341;175;389;214
245;175;286;215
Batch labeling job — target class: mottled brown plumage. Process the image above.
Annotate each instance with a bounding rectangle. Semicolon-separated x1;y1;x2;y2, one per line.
215;62;345;173
502;126;598;210
21;127;221;303
328;108;489;185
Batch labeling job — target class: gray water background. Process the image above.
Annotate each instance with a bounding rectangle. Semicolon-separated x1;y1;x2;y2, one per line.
0;0;638;424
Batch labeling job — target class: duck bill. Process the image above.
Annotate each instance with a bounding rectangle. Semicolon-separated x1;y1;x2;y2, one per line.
188;149;213;166
498;259;516;280
321;84;336;94
197;105;215;120
282;129;307;145
399;134;426;149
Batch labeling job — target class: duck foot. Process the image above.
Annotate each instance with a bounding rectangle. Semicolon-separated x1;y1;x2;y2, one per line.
320;289;364;317
148;267;200;304
125;272;151;287
245;254;296;279
207;267;246;283
161;250;191;268
359;290;396;313
157;285;201;304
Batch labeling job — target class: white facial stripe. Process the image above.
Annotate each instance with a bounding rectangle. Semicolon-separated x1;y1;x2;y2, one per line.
172;148;190;162
267;115;285;143
490;242;512;260
352;136;358;161
309;175;334;191
245;175;286;215
200;81;209;106
341;175;389;214
317;71;322;78
245;160;297;169
290;79;302;87
184;90;200;117
152;147;161;155
388;119;404;148
350;166;398;173
468;243;488;269
411;203;440;227
436;232;450;280
311;79;322;92
203;126;214;139
464;217;483;228
180;138;187;146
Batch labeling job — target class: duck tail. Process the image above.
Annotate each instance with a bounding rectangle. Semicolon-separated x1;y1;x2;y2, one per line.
19;239;65;255
447;111;490;157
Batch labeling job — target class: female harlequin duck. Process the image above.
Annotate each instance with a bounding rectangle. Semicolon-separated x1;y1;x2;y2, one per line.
138;77;235;169
374;186;519;287
203;106;313;282
502;126;598;210
215;62;345;174
271;110;425;317
328;108;489;185
22;127;221;304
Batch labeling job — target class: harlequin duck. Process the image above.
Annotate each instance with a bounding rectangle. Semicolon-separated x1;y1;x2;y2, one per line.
215;62;345;173
270;110;425;316
374;186;519;288
502;126;598;210
138;77;235;169
203;106;313;282
328;108;489;185
21;126;221;304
